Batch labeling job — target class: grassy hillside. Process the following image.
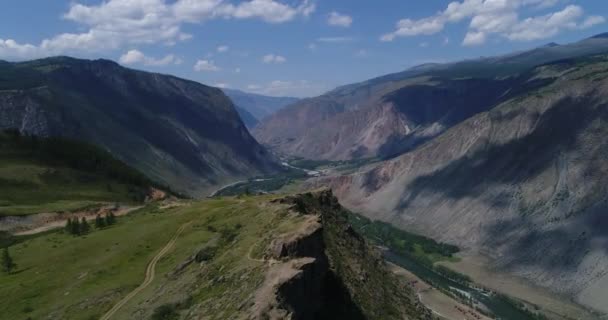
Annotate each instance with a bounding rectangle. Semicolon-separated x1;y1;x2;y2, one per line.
0;129;165;216
0;192;431;320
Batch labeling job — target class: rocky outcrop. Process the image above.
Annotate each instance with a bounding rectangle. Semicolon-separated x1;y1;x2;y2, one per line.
252;190;432;320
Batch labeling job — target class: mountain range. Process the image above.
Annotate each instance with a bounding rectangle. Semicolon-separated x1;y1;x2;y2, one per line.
254;34;608;161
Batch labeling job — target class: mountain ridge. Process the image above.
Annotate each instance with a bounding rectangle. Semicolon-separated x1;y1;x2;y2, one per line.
254;33;608;161
0;56;279;197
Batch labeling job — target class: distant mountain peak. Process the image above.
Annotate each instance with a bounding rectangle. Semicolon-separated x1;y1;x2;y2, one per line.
589;32;608;39
542;42;560;48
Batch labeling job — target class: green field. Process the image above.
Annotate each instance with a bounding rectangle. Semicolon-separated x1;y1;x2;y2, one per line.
0;131;163;216
0;196;308;320
348;213;462;268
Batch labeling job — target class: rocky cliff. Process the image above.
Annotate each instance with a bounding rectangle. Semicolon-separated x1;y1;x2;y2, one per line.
252;189;433;320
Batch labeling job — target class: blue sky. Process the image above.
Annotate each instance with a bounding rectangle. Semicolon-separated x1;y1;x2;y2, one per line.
1;0;606;97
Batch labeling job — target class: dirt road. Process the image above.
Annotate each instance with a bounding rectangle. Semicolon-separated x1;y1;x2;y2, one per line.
12;206;142;236
99;221;192;320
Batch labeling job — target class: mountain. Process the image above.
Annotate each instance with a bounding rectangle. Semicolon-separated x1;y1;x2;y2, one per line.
0;129;169;218
223;88;299;121
254;33;608;161
0;57;279;197
235;105;259;129
0;190;432;320
318;54;608;314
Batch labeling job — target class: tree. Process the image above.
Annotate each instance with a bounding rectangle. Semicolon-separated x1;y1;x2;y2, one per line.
106;212;117;226
1;247;16;274
65;218;72;233
70;218;81;236
95;214;106;229
80;217;90;235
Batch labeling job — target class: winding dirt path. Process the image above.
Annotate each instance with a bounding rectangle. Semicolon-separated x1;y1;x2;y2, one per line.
100;221;192;320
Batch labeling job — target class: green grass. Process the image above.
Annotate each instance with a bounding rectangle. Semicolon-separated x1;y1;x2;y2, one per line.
0;130;167;216
0;196;306;320
348;213;460;266
0;160;139;216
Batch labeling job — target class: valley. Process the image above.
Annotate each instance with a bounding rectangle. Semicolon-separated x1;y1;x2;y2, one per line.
2;19;608;320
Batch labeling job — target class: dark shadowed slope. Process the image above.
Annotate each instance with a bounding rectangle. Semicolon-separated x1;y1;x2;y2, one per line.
0;57;279;197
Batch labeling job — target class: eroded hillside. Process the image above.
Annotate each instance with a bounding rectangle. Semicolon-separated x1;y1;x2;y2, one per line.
319;55;608;314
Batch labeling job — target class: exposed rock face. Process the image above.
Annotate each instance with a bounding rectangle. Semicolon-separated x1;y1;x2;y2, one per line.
254;35;608;161
252;190;432;320
318;56;608;313
0;57;279;196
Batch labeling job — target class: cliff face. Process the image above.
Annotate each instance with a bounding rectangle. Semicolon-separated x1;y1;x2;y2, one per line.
252;190;432;320
0;57;279;196
319;56;608;313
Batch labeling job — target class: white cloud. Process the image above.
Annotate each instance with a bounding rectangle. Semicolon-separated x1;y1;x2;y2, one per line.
217;45;229;53
381;0;605;45
214;82;230;88
194;59;220;71
317;36;354;43
235;67;241;73
308;43;317;50
328;11;353;27
581;15;606;29
119;49;180;66
219;0;316;23
0;0;316;60
463;31;487;46
262;54;286;64
419;42;429;48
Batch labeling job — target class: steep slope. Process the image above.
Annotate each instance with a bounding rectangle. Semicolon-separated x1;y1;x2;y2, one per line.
0;190;432;320
223;88;299;120
254;34;608;161
321;55;608;314
235;105;260;129
0;129;167;217
0;57;278;196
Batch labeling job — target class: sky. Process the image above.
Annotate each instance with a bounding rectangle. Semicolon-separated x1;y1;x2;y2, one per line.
0;0;606;97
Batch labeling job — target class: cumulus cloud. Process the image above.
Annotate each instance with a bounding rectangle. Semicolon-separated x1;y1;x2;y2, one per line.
119;49;181;66
262;54;286;64
328;11;353;27
217;45;229;53
194;59;220;71
0;0;316;60
381;0;604;45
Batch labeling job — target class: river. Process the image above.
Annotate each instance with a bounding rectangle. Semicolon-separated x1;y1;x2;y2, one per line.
385;251;539;320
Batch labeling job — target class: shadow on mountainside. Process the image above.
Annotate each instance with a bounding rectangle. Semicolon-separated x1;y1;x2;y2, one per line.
390;94;608;272
397;94;608;210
